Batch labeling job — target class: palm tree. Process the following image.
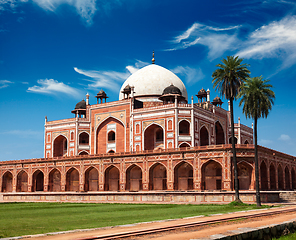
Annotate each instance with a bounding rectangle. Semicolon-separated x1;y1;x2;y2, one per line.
212;56;250;202
238;76;275;206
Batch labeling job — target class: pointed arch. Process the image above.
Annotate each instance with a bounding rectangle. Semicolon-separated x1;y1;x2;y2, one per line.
285;166;291;190
200;126;209;146
32;170;44;192
66;167;79;191
2;171;13;192
144;123;164;150
237;161;253;190
215;121;225;145
78;151;89;156
53;135;68;157
201;160;222;190
85;167;98;191
270;163;276;190
104;165;120;191
244;140;249;144
16;170;28;192
96;117;125;154
179;142;191;148
174;161;193;190
79;132;89;145
49;169;61;192
126;164;142;191
149;163;167;190
179;120;190;135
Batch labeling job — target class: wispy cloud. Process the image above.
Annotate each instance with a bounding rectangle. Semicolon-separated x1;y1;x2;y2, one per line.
0;80;13;89
32;0;97;25
74;67;130;92
278;134;291;141
167;22;240;60
27;78;80;96
171;66;204;84
237;15;296;68
126;60;149;74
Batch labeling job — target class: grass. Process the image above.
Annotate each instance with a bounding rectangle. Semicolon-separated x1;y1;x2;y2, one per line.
0;202;270;238
273;232;296;239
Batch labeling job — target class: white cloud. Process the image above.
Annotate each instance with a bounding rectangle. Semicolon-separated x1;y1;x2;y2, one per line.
126;60;149;74
171;66;204;84
27;78;80;96
237;15;296;68
74;67;130;92
278;134;291;141
0;80;13;89
0;0;28;11
167;22;240;60
32;0;97;24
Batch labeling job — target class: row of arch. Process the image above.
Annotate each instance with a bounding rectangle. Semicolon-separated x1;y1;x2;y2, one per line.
2;160;295;193
52;119;248;157
260;161;296;190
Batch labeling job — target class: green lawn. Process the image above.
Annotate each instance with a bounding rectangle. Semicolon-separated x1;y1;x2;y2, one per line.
273;232;296;240
0;202;269;238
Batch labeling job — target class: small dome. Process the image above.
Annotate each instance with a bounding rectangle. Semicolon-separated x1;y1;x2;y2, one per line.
212;96;222;102
75;99;86;109
162;84;182;95
212;96;223;106
198;88;206;95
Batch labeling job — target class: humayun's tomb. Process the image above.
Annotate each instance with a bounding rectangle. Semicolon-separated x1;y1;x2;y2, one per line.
1;57;296;203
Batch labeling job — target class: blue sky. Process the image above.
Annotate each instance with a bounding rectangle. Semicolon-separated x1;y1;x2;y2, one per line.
1;0;296;161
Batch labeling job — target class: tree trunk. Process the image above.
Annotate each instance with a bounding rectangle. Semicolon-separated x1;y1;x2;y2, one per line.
230;98;240;202
254;117;261;206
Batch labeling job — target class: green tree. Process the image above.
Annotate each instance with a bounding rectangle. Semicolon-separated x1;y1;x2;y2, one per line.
212;56;250;202
238;76;275;206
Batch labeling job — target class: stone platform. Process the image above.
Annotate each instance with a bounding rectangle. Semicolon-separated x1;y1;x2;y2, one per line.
0;191;282;204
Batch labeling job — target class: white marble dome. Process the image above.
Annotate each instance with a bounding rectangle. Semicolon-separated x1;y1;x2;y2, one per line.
119;64;188;101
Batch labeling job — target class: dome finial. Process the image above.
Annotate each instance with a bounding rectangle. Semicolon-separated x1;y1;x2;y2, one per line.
152;51;155;64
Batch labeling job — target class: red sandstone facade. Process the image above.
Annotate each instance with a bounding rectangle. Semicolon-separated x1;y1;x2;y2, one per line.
1;63;296;196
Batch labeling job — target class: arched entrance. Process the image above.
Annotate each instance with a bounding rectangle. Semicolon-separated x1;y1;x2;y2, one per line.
49;169;61;192
79;132;89;145
200;126;209;146
179;120;190;135
215;121;225;145
2;171;13;192
238;162;252;190
53;135;68;157
126;165;142;191
270;164;276;190
96;117;125;154
292;168;296;190
85;167;98;191
179;143;190;148
66;168;79;191
174;162;193;190
278;165;284;190
32;170;44;192
285;167;291;190
260;161;268;190
202;160;222;190
144;124;164;150
17;170;28;192
149;163;167;190
105;166;120;191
